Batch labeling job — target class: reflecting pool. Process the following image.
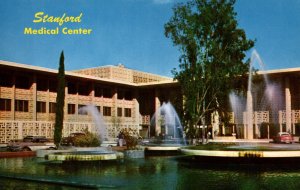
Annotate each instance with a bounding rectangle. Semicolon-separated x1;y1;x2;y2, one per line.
0;156;300;189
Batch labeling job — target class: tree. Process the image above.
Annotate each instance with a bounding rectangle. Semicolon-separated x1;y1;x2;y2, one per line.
164;0;254;143
54;51;65;147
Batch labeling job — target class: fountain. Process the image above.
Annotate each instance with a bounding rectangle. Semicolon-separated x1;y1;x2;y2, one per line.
144;102;187;153
229;50;284;139
78;104;108;142
181;50;300;163
45;105;121;162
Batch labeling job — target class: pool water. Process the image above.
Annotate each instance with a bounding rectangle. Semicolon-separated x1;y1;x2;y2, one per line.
0;156;300;189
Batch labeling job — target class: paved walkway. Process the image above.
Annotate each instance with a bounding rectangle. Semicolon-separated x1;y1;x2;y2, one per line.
210;139;272;143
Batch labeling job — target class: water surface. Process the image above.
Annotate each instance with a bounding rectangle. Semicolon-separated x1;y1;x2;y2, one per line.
0;156;300;189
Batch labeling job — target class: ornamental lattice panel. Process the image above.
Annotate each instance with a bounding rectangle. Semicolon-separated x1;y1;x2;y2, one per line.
0;120;139;143
292;110;300;124
255;111;269;124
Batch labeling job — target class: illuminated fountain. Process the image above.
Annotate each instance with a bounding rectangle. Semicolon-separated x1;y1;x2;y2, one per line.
78;104;108;141
181;50;300;163
145;102;186;153
46;105;121;162
230;50;284;139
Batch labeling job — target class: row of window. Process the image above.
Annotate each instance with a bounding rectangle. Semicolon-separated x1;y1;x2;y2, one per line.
69;104;131;117
0;98;132;117
36;102;56;113
0;99;29;112
117;107;132;117
0;99;56;113
0;74;133;100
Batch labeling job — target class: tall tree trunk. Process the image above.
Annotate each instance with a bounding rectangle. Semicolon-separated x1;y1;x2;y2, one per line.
54;51;65;147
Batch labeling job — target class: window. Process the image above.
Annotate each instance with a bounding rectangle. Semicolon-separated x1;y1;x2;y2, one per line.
36;101;46;113
37;78;48;91
96;106;101;113
0;73;13;87
103;106;111;116
117;90;124;100
94;85;103;97
15;76;31;89
117;107;122;117
78;84;90;96
49;80;57;92
15;100;28;112
0;98;11;111
103;88;112;98
68;82;77;94
125;108;131;117
68;104;76;114
78;104;87;115
124;91;133;100
49;102;56;113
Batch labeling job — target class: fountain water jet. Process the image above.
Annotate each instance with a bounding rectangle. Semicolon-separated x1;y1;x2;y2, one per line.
230;50;284;139
79;105;108;141
149;102;186;146
46;105;120;162
246;49;267;139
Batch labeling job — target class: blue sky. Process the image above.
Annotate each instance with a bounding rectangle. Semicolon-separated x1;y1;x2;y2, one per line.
0;0;299;77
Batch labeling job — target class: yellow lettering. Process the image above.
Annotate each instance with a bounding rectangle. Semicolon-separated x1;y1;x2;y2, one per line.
24;28;33;34
33;12;44;23
62;27;68;34
62;27;92;35
32;12;83;26
59;13;66;26
47;16;54;23
74;13;83;22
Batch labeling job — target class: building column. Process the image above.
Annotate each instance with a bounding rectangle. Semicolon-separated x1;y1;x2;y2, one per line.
211;111;219;139
285;77;292;133
279;110;283;132
221;124;225;136
32;75;37;121
46;80;50;121
64;82;68;123
11;73;16;120
254;112;260;138
246;90;253;139
75;82;79;121
91;83;95;103
267;124;270;139
112;87;118;118
133;89;140;133
155;88;161;136
292;111;295;135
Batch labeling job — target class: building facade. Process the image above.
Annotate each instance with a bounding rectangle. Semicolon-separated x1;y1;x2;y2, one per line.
212;68;300;140
0;60;299;143
0;60;179;143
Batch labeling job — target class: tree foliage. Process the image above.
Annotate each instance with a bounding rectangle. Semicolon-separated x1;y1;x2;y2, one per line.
54;51;65;146
164;0;254;139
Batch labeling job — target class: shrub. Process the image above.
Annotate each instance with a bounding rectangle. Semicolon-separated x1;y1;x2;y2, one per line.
73;129;100;147
120;128;139;150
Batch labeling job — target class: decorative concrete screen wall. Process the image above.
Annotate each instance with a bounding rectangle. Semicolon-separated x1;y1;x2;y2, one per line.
279;110;300;124
0;121;55;143
243;111;269;125
0;121;139;143
293;110;300;123
73;65;171;84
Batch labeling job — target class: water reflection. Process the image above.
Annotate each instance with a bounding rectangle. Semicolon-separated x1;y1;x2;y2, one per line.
0;156;300;189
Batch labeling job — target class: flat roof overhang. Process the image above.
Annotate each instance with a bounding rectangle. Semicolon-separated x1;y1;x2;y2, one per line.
1;60;299;88
137;80;179;88
257;67;300;78
0;60;137;87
